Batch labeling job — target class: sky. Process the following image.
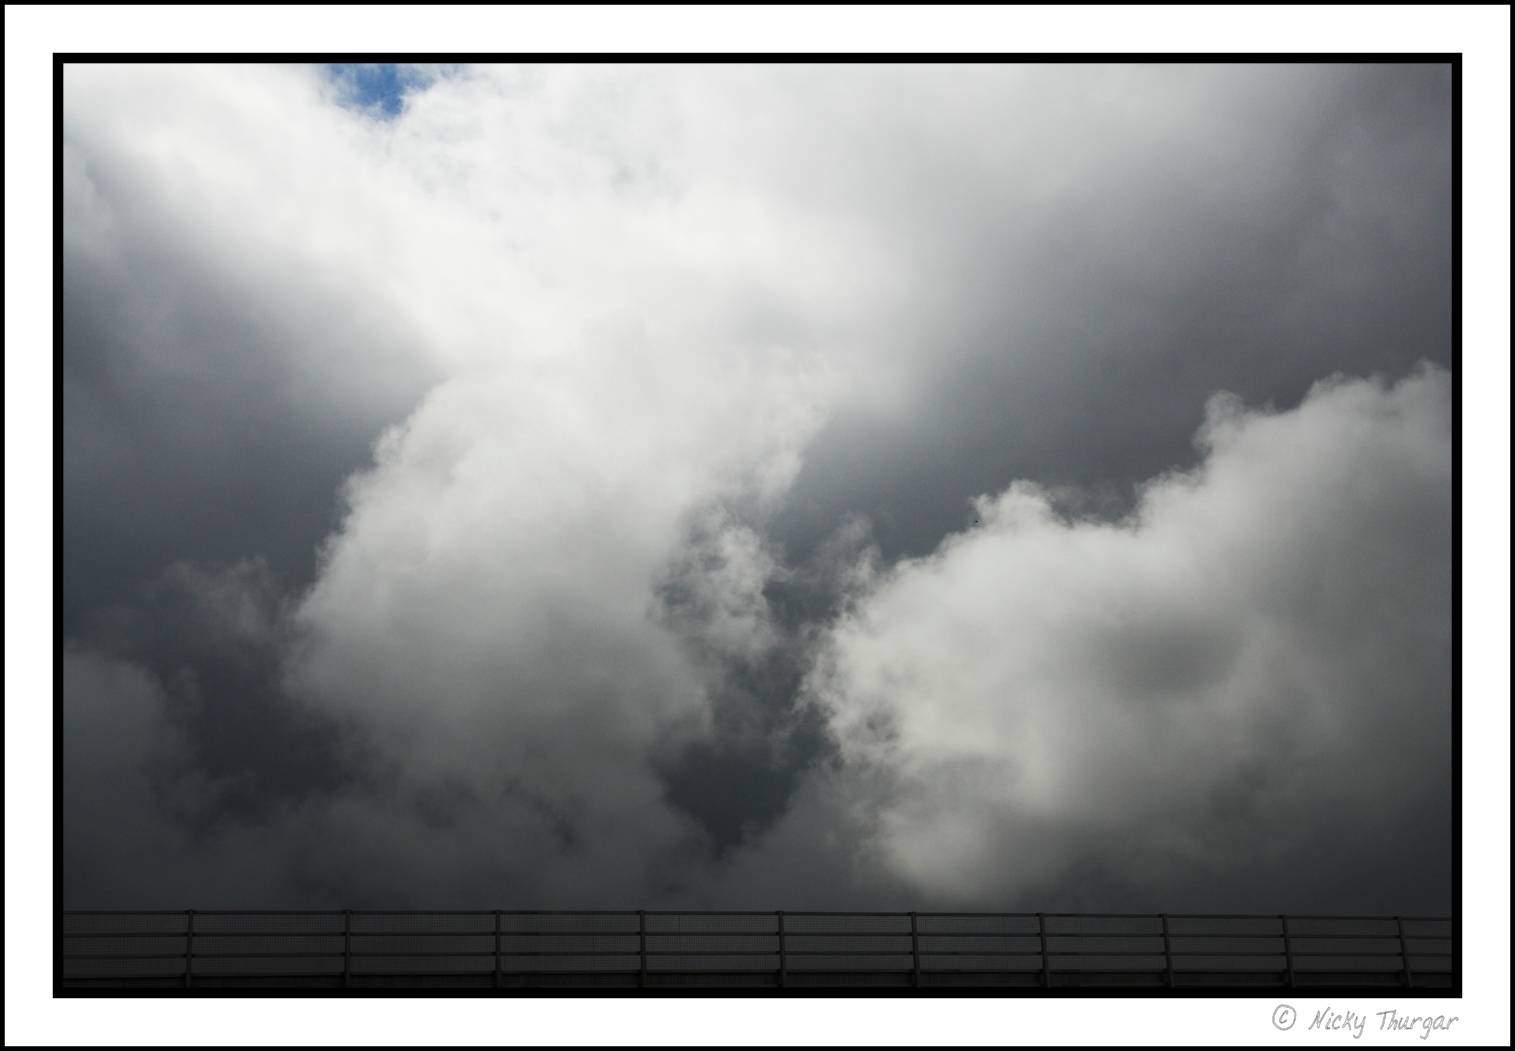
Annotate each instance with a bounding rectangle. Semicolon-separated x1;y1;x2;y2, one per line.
60;61;1454;913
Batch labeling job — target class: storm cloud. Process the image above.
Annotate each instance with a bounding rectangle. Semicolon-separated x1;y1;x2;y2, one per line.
61;62;1452;912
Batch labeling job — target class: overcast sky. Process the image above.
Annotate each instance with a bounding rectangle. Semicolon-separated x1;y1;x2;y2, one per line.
62;61;1453;913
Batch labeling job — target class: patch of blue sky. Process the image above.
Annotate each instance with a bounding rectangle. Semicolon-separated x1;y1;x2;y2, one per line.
323;63;461;120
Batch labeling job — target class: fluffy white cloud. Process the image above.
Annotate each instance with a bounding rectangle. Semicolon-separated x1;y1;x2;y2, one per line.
794;366;1452;907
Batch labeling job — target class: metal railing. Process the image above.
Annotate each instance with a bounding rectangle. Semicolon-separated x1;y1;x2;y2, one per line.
60;910;1454;990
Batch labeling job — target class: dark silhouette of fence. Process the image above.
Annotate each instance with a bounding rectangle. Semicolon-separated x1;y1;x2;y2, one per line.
60;910;1453;990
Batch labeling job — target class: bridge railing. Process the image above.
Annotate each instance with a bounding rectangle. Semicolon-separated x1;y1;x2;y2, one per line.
60;910;1454;989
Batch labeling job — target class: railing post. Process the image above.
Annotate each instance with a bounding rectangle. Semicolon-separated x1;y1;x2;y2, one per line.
1037;912;1049;988
776;910;786;989
1396;916;1413;989
1281;915;1296;990
1160;913;1174;989
343;909;351;989
494;910;502;991
909;911;921;989
638;910;647;989
184;909;194;989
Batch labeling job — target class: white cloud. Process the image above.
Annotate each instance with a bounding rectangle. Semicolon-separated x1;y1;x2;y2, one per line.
794;365;1452;907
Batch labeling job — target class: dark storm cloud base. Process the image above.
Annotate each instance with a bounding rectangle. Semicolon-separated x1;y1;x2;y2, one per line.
61;910;1453;993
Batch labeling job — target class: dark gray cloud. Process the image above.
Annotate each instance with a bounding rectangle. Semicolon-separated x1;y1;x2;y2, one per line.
77;559;345;826
62;63;1453;914
772;63;1452;565
62;81;439;629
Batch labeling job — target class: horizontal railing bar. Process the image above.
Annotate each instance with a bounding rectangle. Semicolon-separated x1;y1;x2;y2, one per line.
1290;950;1447;958
73;951;1454;969
63;911;1451;921
1285;934;1406;941
390;930;729;938
61;911;190;916
65;928;1428;942
732;911;914;918
815;950;1035;957
65;949;1456;964
61;932;188;939
68;970;1457;981
350;931;628;938
43;955;1177;964
650;930;896;937
1035;913;1186;920
69;952;343;960
484;950;986;958
66;973;343;981
641;911;782;917
63;970;1456;984
68;969;1454;981
356;910;641;916
1164;914;1448;922
66;910;342;916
